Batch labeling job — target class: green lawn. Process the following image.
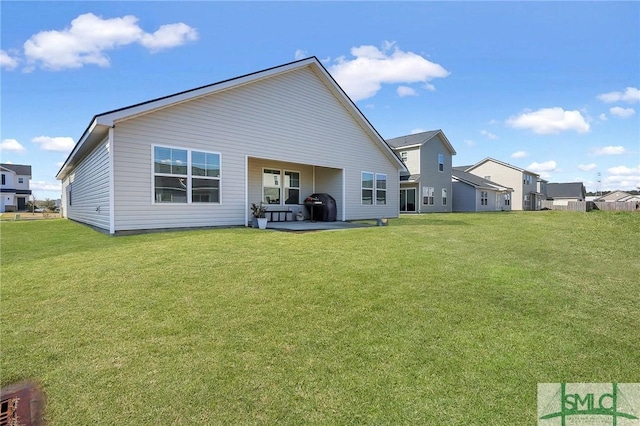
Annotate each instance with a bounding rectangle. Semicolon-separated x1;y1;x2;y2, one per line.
1;212;639;425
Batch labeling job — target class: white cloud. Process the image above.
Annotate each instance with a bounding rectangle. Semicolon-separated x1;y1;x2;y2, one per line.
0;50;19;70
423;83;436;92
480;130;498;140
598;113;607;121
527;160;557;173
609;106;636;119
328;41;449;101
595;146;627;156
0;138;26;152
397;86;418;97
31;136;75;152
578;163;597;172
608;165;640;175
511;151;528;159
603;167;640;190
410;128;426;134
294;49;308;60
23;13;198;71
139;23;198;52
506;107;590;134
55;161;65;168
31;180;62;191
597;87;640;104
464;139;475;147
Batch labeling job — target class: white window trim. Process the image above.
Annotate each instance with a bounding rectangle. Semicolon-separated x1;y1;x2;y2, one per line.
361;171;374;206
422;186;434;205
261;168;301;205
438;154;445;172
441;188;447;206
151;144;221;205
375;173;387;205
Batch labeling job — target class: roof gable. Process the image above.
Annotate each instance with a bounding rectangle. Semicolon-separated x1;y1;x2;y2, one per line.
466;157;539;177
57;57;405;179
386;129;457;155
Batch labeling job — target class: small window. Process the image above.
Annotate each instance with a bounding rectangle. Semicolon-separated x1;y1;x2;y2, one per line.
361;172;374;205
400;151;407;163
438;154;445;172
18;177;24;184
1;174;5;185
422;186;434;205
376;173;387;205
442;188;447;206
481;191;488;205
284;171;300;205
505;193;511;206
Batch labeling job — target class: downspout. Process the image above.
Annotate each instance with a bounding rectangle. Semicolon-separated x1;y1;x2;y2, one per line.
244;155;249;226
108;127;115;235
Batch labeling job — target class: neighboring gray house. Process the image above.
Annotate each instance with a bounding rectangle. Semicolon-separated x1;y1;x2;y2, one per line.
451;168;513;212
386;130;456;213
461;158;542;211
0;163;32;212
56;57;405;235
546;182;586;205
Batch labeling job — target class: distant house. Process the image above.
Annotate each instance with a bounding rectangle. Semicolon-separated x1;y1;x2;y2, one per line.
595;191;633;202
460;158;542;211
546;182;586;205
451;168;513;212
0;163;32;212
386;130;456;213
56;57;405;235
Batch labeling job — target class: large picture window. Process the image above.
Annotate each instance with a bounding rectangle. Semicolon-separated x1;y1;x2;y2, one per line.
153;146;220;203
361;172;374;205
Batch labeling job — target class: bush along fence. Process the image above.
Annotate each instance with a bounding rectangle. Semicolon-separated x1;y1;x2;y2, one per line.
540;200;640;212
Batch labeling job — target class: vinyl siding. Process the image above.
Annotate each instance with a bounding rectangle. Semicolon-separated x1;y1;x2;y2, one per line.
451;182;477;212
418;135;453;213
112;66;399;232
61;137;111;231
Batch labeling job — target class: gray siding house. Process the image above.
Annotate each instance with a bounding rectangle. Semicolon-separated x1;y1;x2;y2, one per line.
461;158;542;211
1;164;32;212
451;168;513;212
57;57;405;234
386;130;456;213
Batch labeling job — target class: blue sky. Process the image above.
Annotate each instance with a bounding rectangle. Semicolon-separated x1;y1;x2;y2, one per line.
1;1;639;200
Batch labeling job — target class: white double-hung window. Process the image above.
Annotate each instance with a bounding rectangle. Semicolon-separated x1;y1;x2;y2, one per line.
153;146;220;203
361;172;374;205
263;169;300;205
376;173;387;205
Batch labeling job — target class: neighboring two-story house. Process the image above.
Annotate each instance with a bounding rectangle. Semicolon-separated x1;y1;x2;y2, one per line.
1;163;32;212
386;130;456;213
451;167;513;212
460;158;542;211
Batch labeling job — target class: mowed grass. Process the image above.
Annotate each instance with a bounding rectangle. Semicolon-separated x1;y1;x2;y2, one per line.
1;212;639;425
